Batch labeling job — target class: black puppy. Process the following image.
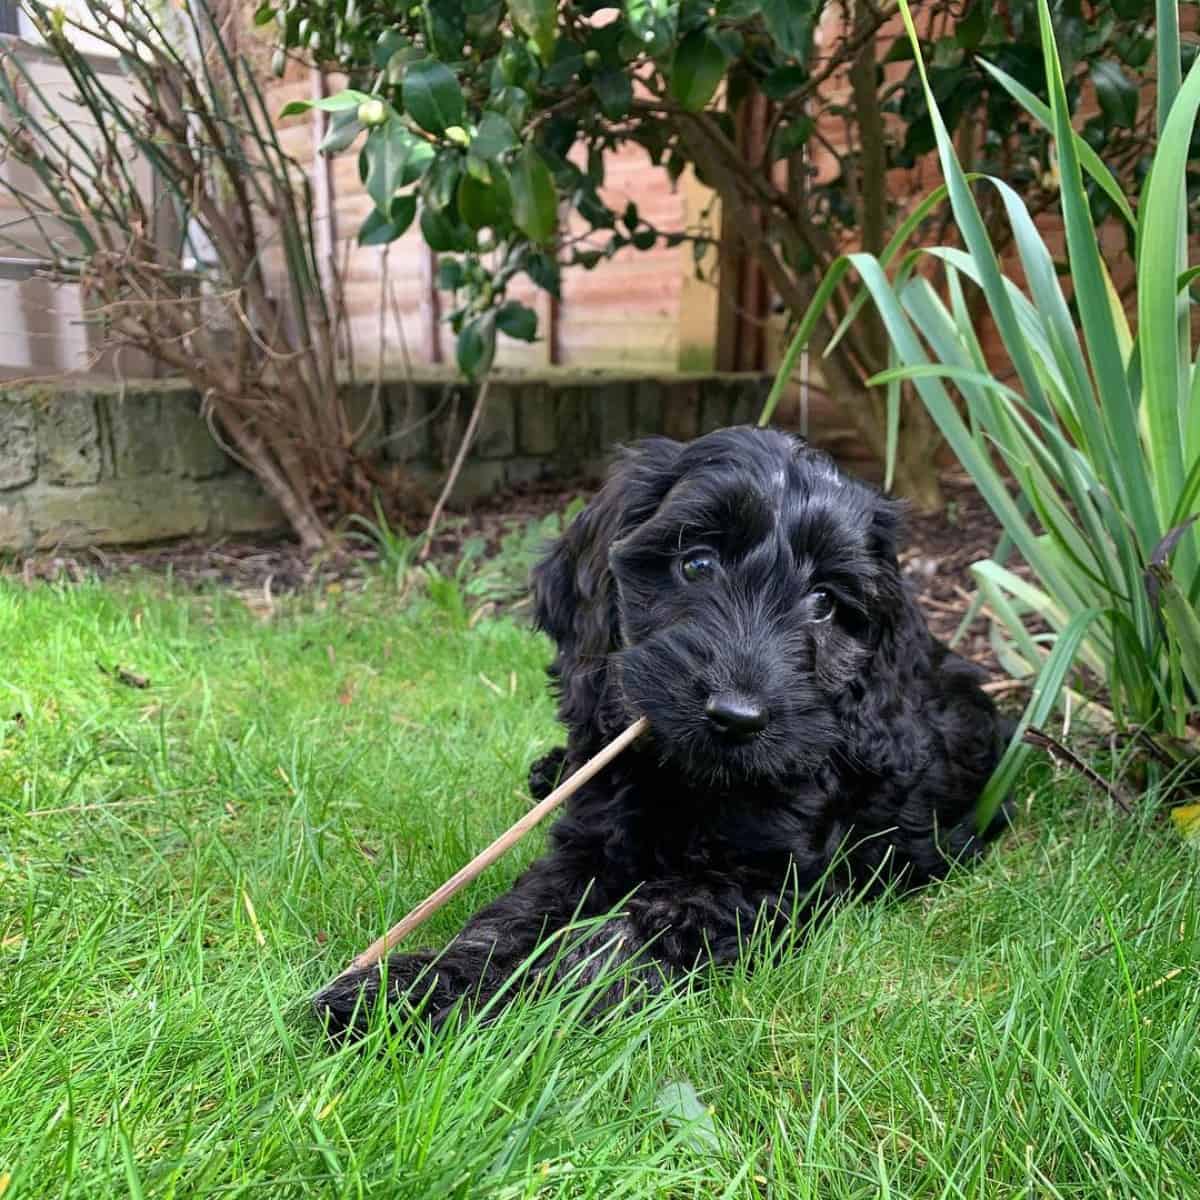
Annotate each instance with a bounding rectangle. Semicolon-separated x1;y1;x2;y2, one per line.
315;427;1011;1034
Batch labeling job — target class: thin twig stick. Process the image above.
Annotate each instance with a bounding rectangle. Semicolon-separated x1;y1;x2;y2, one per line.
419;375;492;560
334;717;649;978
1020;727;1133;813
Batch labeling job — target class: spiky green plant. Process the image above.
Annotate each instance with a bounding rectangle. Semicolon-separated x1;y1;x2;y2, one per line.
763;0;1200;812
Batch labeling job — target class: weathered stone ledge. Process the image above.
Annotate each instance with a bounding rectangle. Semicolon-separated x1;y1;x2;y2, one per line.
0;371;770;550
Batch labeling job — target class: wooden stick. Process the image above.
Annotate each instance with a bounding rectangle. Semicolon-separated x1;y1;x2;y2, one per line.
335;717;650;977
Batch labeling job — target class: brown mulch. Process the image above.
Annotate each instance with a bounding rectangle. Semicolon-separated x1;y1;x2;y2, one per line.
897;472;1009;678
5;472;1011;680
9;478;588;595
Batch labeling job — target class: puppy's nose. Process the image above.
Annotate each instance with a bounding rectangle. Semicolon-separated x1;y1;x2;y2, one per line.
705;693;768;739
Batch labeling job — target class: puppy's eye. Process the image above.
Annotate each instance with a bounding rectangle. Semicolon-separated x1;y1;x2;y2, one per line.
808;588;835;622
680;553;718;583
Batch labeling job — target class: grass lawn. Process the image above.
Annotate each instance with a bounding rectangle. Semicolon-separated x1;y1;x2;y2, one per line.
1;575;1198;1198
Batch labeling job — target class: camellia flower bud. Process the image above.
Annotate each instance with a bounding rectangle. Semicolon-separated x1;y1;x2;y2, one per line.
357;98;387;127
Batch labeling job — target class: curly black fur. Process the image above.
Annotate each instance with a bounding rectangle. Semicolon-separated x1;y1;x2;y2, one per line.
314;427;1012;1036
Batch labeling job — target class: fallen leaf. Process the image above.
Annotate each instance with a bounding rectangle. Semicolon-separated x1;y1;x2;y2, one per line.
468;602;495;628
1134;967;1183;998
656;1079;721;1152
242;890;266;948
1170;803;1200;843
237;589;275;622
96;661;150;688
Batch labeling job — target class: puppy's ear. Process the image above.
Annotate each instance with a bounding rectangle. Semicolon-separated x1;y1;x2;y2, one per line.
866;494;908;615
868;494;905;567
533;437;682;742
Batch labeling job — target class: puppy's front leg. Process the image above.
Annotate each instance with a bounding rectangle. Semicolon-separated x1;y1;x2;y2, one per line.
510;877;792;1018
313;851;594;1036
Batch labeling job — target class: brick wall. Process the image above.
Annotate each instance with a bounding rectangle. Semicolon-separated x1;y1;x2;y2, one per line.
0;370;770;551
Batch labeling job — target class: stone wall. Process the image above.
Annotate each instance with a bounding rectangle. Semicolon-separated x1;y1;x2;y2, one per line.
0;370;770;551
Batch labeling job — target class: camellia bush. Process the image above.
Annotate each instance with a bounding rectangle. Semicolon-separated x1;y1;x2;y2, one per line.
271;0;1173;507
766;0;1200;809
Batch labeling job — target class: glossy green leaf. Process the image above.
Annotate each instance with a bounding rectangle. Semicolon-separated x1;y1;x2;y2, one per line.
399;140;436;187
372;29;410;68
761;64;807;100
420;205;474;252
319;107;365;155
424;154;463;212
956;0;987;49
593;69;634;119
457;170;511;230
362;121;419;213
495;300;538;341
761;0;813;57
472;112;519;161
488;86;532;129
403;58;465;135
769;116;813;161
669;31;725;111
279;89;370;119
424;0;466;60
457;312;497;377
358;195;416;245
509;144;558;243
508;0;557;62
437;257;464;290
1091;60;1138;128
624;0;673;57
526;249;561;297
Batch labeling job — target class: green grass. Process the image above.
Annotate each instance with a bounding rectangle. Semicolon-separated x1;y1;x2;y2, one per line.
1;576;1198;1198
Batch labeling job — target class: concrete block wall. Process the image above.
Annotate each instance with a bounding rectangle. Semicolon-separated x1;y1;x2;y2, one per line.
0;370;770;551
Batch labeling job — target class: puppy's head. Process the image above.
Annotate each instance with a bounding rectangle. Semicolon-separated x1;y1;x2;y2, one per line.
533;427;906;787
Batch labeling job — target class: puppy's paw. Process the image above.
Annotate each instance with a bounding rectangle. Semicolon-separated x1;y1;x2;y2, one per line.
312;952;439;1039
528;746;568;799
312;961;382;1038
